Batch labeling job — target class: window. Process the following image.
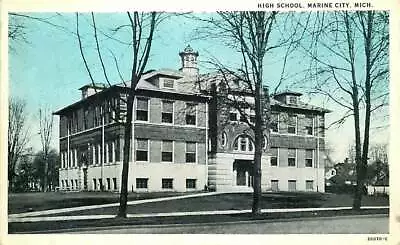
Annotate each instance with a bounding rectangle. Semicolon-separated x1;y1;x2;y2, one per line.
75;179;78;189
270;113;279;133
162;79;174;89
113;178;117;190
108;142;113;163
288;180;297;191
61;180;64;188
92;145;96;165
271;180;279;192
61;152;64;168
305;149;313;167
93;178;97;190
288;114;297;134
69;151;73;168
186;179;196;189
186;142;196;163
74;149;77;167
107;178;111;190
221;132;227;147
229;112;238;121
94;106;100;127
306;180;314;191
288;96;297;105
162;140;173;162
262;136;268;150
270;147;278;166
162;178;173;189
65;179;69;188
97;144;102;165
136;98;149;121
98;178;103;190
136;139;148;161
120;94;128;122
161;101;174;123
136;178;148;189
185;103;197;125
115;140;120;162
71;180;74;189
233;135;254;152
84;108;89;129
111;98;117;123
305;116;314;135
72;111;78;133
288;148;296;167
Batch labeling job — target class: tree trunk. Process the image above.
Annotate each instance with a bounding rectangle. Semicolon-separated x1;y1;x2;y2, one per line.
352;100;363;210
117;92;134;218
252;72;263;215
43;154;49;192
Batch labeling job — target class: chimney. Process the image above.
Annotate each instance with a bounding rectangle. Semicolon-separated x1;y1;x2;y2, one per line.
79;83;106;99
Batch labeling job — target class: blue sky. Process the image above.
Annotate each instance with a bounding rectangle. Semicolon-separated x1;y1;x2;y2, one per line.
8;12;389;162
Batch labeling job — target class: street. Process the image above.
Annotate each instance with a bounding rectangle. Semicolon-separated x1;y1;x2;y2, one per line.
68;214;388;234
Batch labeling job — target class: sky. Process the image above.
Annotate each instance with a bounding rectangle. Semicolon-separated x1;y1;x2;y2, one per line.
8;12;389;163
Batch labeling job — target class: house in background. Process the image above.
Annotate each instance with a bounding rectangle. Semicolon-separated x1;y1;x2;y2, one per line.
54;45;331;193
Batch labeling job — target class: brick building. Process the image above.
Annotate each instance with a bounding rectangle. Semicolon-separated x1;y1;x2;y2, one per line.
54;45;330;193
54;46;209;192
205;82;330;192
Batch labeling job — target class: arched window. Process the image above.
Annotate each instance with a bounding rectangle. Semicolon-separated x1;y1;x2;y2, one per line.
221;132;227;147
262;135;268;150
233;135;254;152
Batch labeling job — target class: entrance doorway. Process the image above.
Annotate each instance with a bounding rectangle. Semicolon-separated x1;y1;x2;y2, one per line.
233;159;253;187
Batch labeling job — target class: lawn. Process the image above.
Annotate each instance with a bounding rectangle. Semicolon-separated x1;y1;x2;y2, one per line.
9;191;389;216
8;191;196;214
8;191;389;233
55;192;388;216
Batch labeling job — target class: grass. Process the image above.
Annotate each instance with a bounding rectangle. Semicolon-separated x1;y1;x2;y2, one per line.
9;208;389;233
8;191;389;233
8;191;198;214
51;192;388;216
9;191;389;217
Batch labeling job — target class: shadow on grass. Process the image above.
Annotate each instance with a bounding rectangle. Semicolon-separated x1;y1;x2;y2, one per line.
8;208;389;234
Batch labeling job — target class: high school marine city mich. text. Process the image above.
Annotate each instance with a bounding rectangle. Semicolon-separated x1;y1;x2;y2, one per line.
258;2;372;9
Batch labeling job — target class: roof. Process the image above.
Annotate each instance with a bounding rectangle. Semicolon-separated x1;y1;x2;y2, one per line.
54;69;207;115
273;91;303;97
179;44;199;56
78;83;107;90
271;97;331;113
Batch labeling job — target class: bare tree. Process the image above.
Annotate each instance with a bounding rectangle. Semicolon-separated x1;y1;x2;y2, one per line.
8;13;75;52
369;143;388;164
197;12;304;215
76;12;163;218
8;98;30;191
38;107;54;192
300;11;389;209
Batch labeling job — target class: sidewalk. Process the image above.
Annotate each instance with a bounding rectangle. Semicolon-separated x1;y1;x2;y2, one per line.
9;191;224;218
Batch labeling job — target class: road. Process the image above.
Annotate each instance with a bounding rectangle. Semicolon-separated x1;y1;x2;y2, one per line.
69;214;388;234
